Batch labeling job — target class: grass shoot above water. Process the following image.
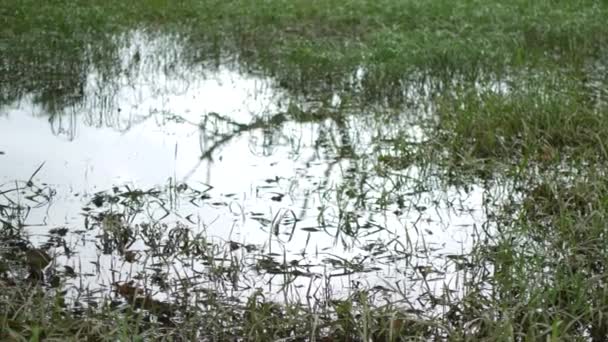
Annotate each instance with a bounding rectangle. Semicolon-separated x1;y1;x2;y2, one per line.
2;0;608;340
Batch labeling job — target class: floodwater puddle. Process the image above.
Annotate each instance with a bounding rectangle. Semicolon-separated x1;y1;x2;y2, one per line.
0;31;506;316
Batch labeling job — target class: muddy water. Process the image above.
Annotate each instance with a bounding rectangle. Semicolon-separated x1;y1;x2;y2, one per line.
0;31;499;310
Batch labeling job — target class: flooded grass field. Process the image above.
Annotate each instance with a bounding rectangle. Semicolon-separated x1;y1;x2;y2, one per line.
2;1;608;340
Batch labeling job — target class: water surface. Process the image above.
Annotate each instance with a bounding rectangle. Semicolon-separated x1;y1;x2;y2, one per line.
0;30;502;313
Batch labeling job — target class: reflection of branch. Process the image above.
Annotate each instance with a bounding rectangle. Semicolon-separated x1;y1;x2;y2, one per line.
200;112;288;160
295;113;357;223
182;111;289;182
182;106;359;217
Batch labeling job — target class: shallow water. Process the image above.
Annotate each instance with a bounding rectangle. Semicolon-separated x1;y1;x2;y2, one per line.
0;31;502;312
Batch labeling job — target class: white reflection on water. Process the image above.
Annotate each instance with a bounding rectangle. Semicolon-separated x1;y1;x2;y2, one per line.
0;31;499;309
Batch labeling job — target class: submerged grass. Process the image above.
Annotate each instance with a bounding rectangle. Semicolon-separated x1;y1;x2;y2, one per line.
3;0;608;341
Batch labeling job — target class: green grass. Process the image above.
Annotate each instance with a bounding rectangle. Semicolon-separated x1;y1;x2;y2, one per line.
436;69;608;164
473;166;608;340
3;0;608;340
2;0;608;103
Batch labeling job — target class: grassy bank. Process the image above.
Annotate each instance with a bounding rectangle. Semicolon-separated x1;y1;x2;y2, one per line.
2;0;608;102
2;0;608;341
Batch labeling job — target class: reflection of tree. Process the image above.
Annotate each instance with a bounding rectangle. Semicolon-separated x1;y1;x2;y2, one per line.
177;104;360;238
182;105;356;176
